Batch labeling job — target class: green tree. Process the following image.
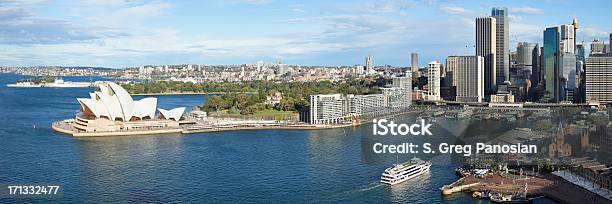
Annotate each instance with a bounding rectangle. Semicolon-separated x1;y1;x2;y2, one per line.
279;97;296;111
205;96;224;112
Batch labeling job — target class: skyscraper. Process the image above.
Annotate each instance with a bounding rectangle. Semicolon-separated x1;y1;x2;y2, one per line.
365;55;373;74
572;18;579;50
532;45;542;88
577;44;586;62
516;42;538;81
445;56;459;87
391;74;412;107
576;44;586;102
560;54;577;101
586;56;612;103
476;17;497;95
543;27;560;102
591;39;605;55
427;61;441;101
560;24;575;54
454;56;485;102
411;53;418;72
491;7;509;85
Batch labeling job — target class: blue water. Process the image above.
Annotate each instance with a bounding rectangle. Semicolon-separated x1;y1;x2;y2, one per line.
0;73;557;203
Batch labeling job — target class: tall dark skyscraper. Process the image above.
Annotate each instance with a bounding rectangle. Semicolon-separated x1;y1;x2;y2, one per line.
544;27;560;102
476;17;497;95
576;44;586;103
491;7;509;85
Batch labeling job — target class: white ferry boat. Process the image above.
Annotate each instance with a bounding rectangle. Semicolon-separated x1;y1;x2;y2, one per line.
380;158;431;185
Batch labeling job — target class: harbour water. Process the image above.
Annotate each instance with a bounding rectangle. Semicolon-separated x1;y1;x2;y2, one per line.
0;73;557;203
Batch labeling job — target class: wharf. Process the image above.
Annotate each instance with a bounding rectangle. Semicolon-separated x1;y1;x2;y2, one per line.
441;174;612;204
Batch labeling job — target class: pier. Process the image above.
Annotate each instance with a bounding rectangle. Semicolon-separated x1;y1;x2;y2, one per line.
441;173;612;203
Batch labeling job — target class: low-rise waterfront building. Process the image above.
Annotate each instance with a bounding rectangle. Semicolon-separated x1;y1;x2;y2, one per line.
309;94;347;124
490;93;515;103
308;77;411;125
347;94;385;116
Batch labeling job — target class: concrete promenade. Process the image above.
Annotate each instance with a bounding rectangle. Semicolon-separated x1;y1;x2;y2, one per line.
553;170;612;201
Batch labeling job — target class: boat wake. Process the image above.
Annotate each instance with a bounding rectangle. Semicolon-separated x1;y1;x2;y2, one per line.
327;182;383;199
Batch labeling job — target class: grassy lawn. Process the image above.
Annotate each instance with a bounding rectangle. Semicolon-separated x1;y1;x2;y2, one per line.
253;109;296;116
209;109;240;116
209;109;296;117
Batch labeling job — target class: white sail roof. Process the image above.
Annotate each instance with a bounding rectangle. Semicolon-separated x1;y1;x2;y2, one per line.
77;81;172;121
158;107;186;121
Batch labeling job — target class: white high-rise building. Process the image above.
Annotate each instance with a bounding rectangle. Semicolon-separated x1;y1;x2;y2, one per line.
365;55;374;74
389;74;412;107
455;56;485;102
476;16;497;94
427;61;441;101
277;63;289;76
560;24;575;54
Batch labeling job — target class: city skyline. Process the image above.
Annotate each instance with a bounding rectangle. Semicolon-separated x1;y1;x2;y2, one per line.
0;0;611;68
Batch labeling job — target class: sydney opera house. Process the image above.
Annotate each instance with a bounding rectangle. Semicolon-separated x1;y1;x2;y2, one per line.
53;81;186;136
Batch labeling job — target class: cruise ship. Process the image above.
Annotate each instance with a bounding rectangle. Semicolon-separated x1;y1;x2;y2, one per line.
6;78;92;88
44;78;92;88
6;81;43;87
380;158;431;185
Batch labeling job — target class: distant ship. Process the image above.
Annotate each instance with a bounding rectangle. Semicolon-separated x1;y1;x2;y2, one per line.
6;81;43;88
7;78;92;88
380;157;431;185
44;78;92;88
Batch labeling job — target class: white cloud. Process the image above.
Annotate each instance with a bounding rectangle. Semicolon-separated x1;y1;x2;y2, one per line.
120;2;172;17
75;0;131;6
440;6;474;16
510;6;543;15
508;14;523;22
510;23;542;42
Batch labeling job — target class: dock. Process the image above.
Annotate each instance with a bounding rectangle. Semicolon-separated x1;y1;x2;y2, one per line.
441;173;612;203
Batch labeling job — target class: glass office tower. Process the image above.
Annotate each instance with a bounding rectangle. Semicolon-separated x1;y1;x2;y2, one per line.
543;27;560;102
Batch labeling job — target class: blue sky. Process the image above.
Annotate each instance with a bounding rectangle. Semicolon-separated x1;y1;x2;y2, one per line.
0;0;610;68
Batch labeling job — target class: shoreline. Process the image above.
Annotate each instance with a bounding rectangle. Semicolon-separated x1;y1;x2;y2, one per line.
52;121;355;137
51;110;417;137
131;92;253;96
181;123;355;134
